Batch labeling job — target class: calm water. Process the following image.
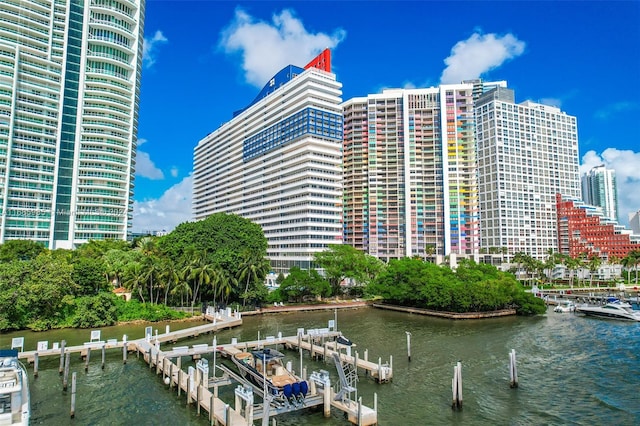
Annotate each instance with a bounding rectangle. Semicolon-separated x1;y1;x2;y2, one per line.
2;307;639;426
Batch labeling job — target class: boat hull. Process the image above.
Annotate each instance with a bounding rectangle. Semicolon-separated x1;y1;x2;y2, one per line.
0;350;30;426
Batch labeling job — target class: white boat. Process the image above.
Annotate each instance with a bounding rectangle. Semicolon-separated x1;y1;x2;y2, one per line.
232;348;308;404
0;350;30;425
576;300;640;321
553;300;576;313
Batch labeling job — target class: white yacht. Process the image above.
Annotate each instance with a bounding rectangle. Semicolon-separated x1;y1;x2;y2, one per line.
576;300;640;322
0;350;30;425
553;300;576;313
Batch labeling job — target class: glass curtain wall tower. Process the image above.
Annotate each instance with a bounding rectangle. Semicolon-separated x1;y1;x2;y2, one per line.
476;87;581;260
0;0;144;248
342;84;479;262
193;50;343;274
581;165;618;222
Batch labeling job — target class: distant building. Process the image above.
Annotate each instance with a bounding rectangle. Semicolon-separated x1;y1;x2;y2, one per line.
0;0;145;248
581;165;618;221
342;83;479;261
193;50;343;274
556;194;639;261
629;210;640;235
476;87;581;260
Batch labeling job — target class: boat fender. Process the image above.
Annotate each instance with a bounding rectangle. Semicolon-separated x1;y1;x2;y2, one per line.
292;382;301;397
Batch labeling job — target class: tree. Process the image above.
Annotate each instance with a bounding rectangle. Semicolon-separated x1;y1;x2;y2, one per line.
279;267;330;302
314;244;384;295
0;240;45;262
237;250;270;307
71;257;108;296
587;255;602;287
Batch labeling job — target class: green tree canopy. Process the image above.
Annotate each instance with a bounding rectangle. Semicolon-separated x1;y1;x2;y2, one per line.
159;213;268;278
0;240;45;262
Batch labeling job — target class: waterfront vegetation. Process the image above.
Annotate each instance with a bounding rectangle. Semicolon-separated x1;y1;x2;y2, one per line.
1;213;639;332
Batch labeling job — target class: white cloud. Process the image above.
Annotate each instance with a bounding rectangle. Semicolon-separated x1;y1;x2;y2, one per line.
170;167;179;178
219;8;346;87
135;150;164;180
132;175;194;233
538;98;562;108
440;32;525;84
143;30;168;68
581;148;640;226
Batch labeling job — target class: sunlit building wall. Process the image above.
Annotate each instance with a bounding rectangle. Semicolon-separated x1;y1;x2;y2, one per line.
193;51;343;274
0;0;145;248
476;87;581;260
581;165;618;222
342;84;479;262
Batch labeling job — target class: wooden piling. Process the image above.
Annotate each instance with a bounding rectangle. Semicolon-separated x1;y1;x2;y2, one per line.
169;363;174;388
452;361;463;410
406;332;411;362
85;347;91;371
178;370;182;396
509;349;519;388
101;345;106;370
34;353;39;378
209;394;214;425
123;342;128;364
197;384;201;415
63;352;70;391
70;372;77;418
59;340;66;375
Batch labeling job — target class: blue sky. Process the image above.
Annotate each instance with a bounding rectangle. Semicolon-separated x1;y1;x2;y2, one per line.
132;0;640;232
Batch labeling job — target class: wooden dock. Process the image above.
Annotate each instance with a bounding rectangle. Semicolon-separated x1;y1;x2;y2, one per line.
10;310;381;425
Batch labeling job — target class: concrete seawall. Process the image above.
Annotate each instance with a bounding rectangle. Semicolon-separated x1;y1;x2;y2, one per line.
371;303;516;319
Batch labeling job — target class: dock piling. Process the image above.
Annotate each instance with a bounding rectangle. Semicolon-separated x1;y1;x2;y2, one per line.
451;361;463;410
101;345;106;370
406;332;411;362
70;372;77;418
34;353;39;378
58;340;66;375
509;349;518;388
85;347;91;371
63;352;70;391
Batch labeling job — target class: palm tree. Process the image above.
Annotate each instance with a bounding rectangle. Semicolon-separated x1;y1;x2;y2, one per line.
621;254;633;286
587;255;602;287
159;257;180;305
237;251;270;307
122;261;146;303
186;252;212;310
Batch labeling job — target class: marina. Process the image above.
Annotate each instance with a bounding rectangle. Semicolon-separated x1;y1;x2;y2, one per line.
5;307;383;425
2;304;639;425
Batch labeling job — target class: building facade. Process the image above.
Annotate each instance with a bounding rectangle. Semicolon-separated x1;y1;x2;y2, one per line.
193;50;343;274
342;84;479;262
476;87;581;260
581;165;618;221
0;0;144;248
630;210;640;235
556;194;639;260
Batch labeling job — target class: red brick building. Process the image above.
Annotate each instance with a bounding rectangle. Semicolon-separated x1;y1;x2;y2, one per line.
556;194;639;260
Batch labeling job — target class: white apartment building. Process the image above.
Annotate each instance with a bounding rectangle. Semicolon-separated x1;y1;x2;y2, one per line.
581;164;618;221
193;54;343;273
476;87;581;260
342;84;479;262
0;0;144;248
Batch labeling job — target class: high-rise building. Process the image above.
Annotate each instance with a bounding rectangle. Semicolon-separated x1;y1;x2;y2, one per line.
193;50;343;274
476;87;581;260
630;210;640;235
581;165;618;221
0;0;145;248
342;84;479;262
556;194;639;260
